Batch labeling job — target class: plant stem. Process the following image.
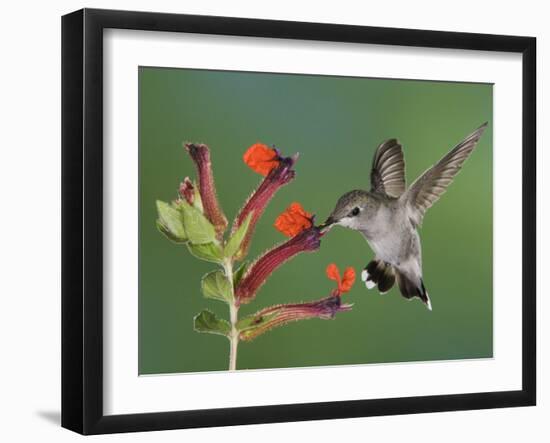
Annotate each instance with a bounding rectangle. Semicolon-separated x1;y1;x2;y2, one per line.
224;259;239;371
228;302;239;371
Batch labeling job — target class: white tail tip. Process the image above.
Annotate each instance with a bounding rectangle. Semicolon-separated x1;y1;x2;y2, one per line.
426;297;432;311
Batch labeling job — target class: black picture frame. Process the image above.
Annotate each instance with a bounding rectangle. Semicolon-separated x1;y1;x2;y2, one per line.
62;8;536;435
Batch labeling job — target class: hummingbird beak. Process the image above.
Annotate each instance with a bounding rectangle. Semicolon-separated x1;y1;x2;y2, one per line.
318;216;335;232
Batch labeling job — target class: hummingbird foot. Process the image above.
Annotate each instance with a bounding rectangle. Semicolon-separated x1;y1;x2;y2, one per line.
361;260;396;294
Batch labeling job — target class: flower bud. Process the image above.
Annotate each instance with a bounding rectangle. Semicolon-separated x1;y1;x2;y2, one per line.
185;143;228;236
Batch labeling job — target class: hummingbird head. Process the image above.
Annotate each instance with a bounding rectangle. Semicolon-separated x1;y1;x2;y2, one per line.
320;190;374;232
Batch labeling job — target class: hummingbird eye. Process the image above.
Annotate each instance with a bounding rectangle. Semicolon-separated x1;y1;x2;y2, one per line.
350;207;360;217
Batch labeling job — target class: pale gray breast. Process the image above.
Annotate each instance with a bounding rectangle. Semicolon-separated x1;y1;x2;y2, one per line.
360;204;410;265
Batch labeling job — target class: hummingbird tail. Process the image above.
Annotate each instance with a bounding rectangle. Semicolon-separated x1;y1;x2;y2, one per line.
395;271;432;311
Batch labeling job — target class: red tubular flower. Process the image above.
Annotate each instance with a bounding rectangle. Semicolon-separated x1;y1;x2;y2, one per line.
239;296;353;341
232;153;298;260
274;202;313;237
185;143;228;236
235;227;321;304
326;264;356;297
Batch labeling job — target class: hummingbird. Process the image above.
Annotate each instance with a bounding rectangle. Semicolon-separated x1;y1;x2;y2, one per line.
320;123;488;310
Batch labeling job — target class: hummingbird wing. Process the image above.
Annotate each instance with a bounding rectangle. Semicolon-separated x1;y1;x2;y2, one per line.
404;122;488;227
370;139;406;198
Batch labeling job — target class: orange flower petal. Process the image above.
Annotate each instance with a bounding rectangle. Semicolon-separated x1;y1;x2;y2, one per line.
288;202;312;219
273;212;296;237
326;264;355;296
274;202;313;237
340;267;356;293
326;263;341;283
243;143;280;176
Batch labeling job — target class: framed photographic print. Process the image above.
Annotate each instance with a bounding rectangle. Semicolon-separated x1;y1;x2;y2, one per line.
61;8;536;435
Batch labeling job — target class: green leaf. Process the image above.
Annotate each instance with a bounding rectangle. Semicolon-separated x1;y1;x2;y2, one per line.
194;310;230;337
233;261;249;287
201;270;233;303
224;212;253;258
187;242;224;263
156;220;187;244
156;200;187;243
178;201;216;244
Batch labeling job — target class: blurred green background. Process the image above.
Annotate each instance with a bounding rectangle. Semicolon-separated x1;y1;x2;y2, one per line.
139;67;493;374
